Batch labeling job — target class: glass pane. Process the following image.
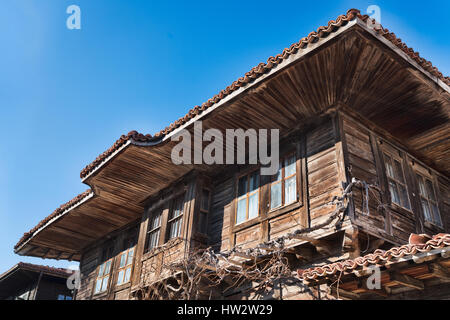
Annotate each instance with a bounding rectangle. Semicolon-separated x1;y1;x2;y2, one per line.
417;175;426;197
119;253;126;268
398;184;410;210
171;198;184;219
124;268;132;283
201;189;210;211
393;160;404;182
385;156;394;178
431;203;442;226
169;218;181;239
117;270;124;285
249;172;259;192
127;248;134;265
94;279;102;293
248;192;259;219
101;276;109;292
285;176;297;205
270;182;282;209
57;294;64;300
238;176;248;197
273;163;282;182
421;199;432;222
148;230;160;249
389;181;400;205
284;155;296;177
65;296;72;300
150;212;162;230
98;263;105;277
236;198;247;224
104;260;111;275
425;179;436;201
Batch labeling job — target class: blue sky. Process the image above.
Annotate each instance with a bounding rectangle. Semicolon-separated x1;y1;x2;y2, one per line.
0;0;449;273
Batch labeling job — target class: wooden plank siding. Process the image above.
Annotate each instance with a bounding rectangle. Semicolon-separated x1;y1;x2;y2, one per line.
74;112;448;300
340;112;449;245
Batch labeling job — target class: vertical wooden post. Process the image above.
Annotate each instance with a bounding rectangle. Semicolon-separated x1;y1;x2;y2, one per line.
369;133;392;236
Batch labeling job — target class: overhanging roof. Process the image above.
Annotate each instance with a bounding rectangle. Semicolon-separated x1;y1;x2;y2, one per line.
15;8;450;261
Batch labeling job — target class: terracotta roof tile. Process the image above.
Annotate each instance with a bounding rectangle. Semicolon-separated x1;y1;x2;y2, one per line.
79;8;450;180
14;189;93;250
15;262;74;277
297;233;450;281
0;262;74;280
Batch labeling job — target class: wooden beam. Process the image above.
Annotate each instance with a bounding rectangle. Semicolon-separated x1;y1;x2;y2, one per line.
390;272;424;290
429;263;450;281
218;256;242;267
197;262;217;272
55;251;63;260
259;244;277;252
292;246;315;261
358;278;389;297
42;248;51;259
292;235;334;255
232;252;254;260
330;287;360;300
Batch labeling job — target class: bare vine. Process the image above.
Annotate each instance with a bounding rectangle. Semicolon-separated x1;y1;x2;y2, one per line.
134;178;382;300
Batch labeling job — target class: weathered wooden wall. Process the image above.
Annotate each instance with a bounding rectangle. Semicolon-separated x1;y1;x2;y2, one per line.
340;112;449;245
75;222;139;300
74;112;448;300
206;116;346;252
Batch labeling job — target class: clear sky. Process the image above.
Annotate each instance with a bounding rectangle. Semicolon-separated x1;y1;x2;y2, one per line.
0;0;449;273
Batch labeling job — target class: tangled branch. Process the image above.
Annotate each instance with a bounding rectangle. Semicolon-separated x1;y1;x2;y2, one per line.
135;178;381;300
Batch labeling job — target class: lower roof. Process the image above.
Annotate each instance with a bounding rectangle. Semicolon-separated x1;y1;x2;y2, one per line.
297;233;450;298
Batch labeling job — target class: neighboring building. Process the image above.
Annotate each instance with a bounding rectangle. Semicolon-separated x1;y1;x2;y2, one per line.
14;9;449;300
0;263;74;300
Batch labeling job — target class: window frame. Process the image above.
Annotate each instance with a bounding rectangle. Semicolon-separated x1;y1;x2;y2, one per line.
199;188;211;235
235;169;261;225
94;255;113;295
415;172;443;227
269;152;298;211
166;195;185;241
382;150;412;212
115;246;135;286
145;209;163;253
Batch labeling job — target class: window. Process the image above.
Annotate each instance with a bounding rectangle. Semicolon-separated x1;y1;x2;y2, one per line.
236;171;260;224
94;246;114;294
116;240;135;285
116;237;135;285
167;196;184;240
383;153;411;210
270;154;297;210
199;189;210;234
416;174;442;227
146;210;162;251
57;294;72;300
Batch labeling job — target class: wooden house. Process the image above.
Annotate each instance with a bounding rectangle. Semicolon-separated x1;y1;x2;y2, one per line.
0;263;74;300
14;9;449;300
